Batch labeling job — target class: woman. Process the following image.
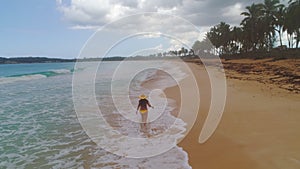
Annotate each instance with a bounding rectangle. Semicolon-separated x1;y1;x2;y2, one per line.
136;94;153;126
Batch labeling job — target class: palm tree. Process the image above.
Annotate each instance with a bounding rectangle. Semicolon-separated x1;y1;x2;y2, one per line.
218;22;231;54
188;49;194;56
286;0;300;48
192;40;202;55
262;0;284;49
241;3;265;51
230;26;243;53
192;38;214;56
181;47;186;57
275;5;286;46
206;22;231;55
184;48;189;56
206;26;221;55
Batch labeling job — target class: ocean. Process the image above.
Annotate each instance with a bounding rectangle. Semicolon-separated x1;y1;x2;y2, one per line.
0;61;191;169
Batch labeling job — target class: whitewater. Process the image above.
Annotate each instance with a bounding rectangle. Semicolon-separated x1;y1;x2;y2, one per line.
0;61;191;168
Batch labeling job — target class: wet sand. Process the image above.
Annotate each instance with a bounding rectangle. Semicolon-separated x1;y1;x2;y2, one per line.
165;61;300;169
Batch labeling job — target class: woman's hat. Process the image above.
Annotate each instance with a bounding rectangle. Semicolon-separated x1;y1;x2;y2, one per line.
139;94;147;99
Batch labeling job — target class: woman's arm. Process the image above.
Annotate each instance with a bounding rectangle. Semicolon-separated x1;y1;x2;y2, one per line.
137;103;140;110
136;102;141;114
147;100;153;108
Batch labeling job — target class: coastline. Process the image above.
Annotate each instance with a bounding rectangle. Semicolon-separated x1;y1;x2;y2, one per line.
165;62;300;169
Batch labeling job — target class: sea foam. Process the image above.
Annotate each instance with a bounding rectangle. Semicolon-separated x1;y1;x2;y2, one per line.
73;60;192;168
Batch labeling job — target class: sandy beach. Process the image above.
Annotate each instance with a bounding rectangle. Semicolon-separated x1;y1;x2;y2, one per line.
165;60;300;169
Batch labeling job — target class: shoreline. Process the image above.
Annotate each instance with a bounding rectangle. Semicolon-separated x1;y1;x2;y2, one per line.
164;62;300;169
138;66;192;169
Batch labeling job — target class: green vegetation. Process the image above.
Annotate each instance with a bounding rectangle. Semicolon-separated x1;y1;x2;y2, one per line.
192;0;300;59
0;57;129;64
0;57;75;64
2;1;299;62
0;56;176;64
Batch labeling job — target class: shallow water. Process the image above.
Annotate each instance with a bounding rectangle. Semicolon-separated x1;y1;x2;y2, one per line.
0;61;191;168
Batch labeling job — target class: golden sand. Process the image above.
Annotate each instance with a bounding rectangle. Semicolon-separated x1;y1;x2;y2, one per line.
165;62;300;169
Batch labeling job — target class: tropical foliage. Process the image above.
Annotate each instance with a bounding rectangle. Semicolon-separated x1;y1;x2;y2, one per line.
193;0;300;56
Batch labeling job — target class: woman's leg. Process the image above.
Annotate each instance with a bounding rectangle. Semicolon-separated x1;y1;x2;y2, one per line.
141;112;148;126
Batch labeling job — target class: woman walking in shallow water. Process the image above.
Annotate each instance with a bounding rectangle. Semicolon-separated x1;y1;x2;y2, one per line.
136;94;153;127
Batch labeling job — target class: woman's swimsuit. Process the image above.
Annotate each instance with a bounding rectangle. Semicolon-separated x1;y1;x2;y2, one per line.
138;99;150;114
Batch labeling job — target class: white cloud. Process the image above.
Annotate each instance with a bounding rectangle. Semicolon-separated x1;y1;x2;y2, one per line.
222;3;244;25
154;44;164;51
138;33;162;39
56;0;259;52
168;39;186;51
70;25;101;30
57;0;253;28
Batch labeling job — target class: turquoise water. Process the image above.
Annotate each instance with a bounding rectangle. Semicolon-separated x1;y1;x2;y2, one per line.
0;61;191;169
0;62;75;77
0;62;93;168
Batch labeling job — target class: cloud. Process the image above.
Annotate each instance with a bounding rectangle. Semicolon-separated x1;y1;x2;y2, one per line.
153;44;164;51
56;0;266;51
221;3;244;25
168;39;185;51
57;0;259;28
98;13;202;46
138;33;162;39
70;25;101;30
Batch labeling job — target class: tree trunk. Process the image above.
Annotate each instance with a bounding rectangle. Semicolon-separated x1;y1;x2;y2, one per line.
279;30;283;47
296;31;300;48
287;33;291;48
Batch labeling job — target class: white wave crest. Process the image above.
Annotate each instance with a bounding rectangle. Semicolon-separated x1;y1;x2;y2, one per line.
0;74;47;85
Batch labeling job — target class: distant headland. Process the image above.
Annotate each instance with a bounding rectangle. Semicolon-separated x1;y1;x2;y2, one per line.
0;56;127;64
0;55;193;64
0;57;75;64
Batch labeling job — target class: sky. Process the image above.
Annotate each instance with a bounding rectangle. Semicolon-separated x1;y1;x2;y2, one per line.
0;0;288;59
